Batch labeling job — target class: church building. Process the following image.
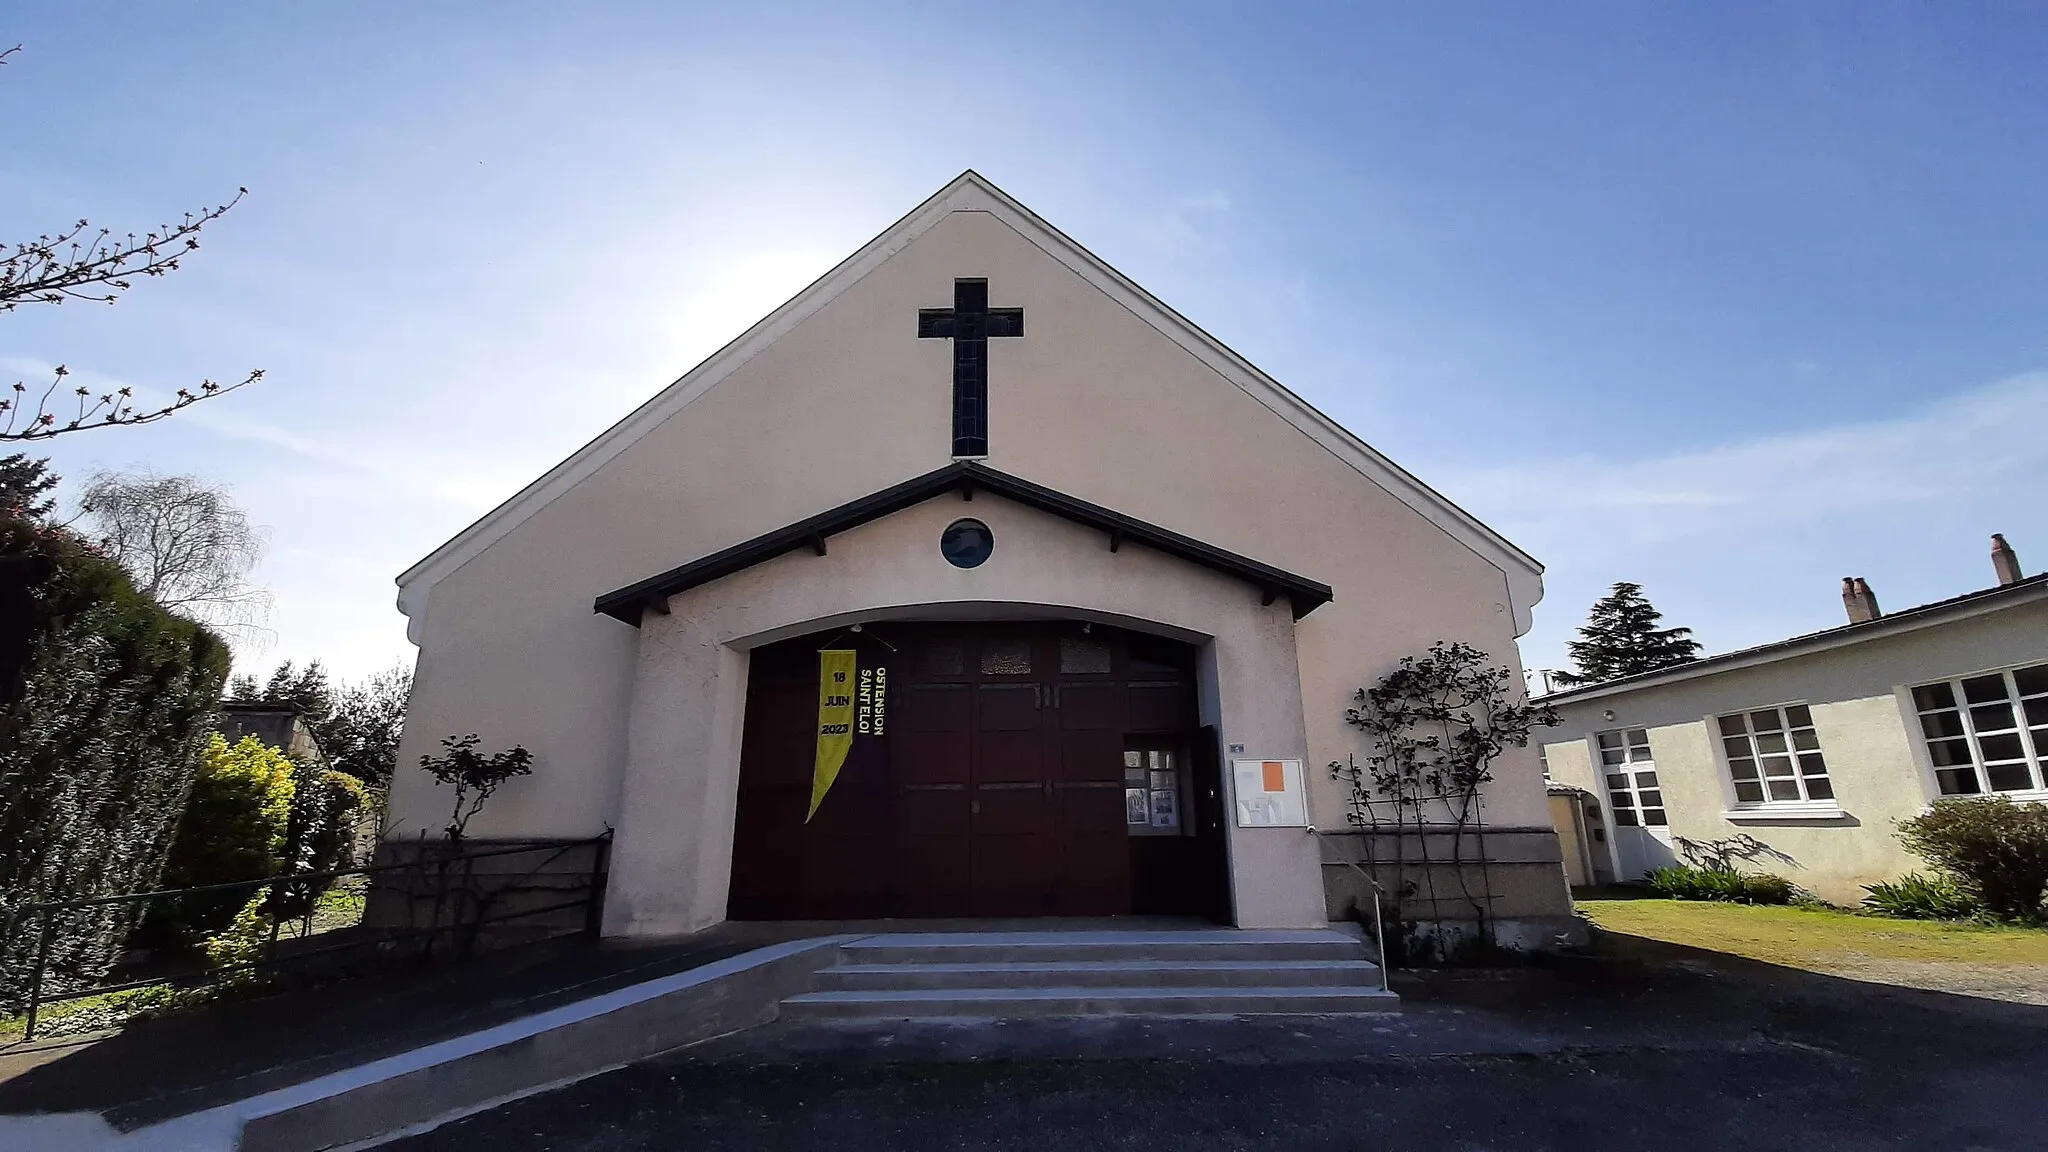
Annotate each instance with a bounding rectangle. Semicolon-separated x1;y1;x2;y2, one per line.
387;172;1575;947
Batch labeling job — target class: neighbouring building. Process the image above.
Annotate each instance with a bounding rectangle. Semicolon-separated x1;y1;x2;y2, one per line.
383;172;1575;946
1541;536;2047;903
217;702;328;765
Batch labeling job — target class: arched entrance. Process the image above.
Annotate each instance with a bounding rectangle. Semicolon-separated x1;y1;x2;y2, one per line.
727;619;1231;920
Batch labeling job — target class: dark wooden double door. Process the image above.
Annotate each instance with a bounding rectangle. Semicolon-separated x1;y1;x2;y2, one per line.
727;622;1226;920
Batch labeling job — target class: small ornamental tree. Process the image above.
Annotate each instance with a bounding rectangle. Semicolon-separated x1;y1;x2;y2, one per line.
420;734;534;842
1330;641;1558;947
1553;582;1702;687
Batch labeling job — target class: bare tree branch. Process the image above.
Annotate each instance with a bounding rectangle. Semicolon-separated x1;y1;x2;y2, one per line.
0;188;247;313
2;366;264;441
0;44;264;441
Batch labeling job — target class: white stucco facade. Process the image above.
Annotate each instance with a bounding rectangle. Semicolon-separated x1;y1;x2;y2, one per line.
1542;579;2048;903
387;172;1567;935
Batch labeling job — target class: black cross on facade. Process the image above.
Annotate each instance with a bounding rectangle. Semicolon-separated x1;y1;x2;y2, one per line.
918;278;1023;457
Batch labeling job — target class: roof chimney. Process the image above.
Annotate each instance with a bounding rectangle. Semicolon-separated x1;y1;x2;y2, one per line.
1992;534;2023;586
1842;576;1881;624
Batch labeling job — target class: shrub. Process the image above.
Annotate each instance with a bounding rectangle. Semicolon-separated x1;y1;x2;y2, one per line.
201;893;275;982
1862;872;1981;921
292;768;368;875
1645;864;1793;905
149;734;297;939
1897;797;2048;922
271;766;369;919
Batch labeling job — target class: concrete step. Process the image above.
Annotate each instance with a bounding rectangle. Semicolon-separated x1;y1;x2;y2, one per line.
837;929;1369;966
781;984;1401;1019
817;958;1382;992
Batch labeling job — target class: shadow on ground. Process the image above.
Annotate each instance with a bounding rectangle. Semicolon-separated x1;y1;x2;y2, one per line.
0;932;759;1128
381;927;2048;1152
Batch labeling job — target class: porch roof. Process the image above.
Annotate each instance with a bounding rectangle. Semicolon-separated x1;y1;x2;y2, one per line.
593;461;1334;624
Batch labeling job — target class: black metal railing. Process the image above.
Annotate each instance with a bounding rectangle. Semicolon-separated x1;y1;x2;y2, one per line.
2;833;611;1041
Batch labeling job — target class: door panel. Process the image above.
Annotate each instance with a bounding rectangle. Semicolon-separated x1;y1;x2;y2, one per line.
974;685;1043;783
1051;677;1129;915
728;621;1214;920
1128;684;1194;731
971;675;1053;914
1057;683;1123;733
895;684;969;784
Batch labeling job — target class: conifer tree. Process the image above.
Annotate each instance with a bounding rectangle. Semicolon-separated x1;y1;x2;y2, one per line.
0;454;57;519
1553;582;1701;687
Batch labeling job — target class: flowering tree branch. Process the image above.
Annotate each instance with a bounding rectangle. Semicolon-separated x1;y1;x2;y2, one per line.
2;366;264;441
0;43;264;441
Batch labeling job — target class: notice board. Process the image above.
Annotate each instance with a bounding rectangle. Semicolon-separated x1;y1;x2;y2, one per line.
1232;758;1307;827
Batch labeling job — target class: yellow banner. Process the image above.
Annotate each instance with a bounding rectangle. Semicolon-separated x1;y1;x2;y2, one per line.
806;649;857;822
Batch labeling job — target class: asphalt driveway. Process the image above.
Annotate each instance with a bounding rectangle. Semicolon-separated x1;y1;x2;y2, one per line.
387;931;2048;1151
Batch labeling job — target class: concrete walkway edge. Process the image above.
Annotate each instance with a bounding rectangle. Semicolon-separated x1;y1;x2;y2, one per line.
1;935;855;1152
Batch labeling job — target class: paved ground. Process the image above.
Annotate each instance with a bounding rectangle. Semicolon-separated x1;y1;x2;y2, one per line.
0;916;1206;1127
386;931;2048;1151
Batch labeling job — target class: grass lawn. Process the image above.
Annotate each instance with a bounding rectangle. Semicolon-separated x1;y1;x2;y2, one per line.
1579;896;2048;1003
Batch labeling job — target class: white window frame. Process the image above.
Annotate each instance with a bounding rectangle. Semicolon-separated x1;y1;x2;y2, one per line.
1908;662;2048;802
1593;727;1666;829
1712;702;1840;816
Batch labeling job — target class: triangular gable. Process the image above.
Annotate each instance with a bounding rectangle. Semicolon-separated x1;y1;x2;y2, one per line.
397;171;1543;638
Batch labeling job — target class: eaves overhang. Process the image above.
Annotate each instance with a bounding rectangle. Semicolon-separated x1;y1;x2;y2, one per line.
592;461;1334;624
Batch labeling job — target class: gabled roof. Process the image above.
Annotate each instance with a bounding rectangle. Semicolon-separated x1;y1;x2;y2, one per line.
397;171;1543;640
593;461;1333;623
1538;573;2048;705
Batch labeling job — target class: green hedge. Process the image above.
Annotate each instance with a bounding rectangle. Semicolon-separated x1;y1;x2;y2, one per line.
0;515;230;1008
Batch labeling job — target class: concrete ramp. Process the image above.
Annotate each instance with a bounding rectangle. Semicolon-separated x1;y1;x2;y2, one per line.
5;936;849;1152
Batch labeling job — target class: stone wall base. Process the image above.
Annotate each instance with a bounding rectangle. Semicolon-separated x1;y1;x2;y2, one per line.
359;837;610;947
1315;826;1581;959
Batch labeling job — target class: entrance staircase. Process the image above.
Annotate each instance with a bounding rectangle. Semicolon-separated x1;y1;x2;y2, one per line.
780;927;1397;1019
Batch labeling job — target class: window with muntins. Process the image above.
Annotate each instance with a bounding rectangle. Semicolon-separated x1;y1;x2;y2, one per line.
1718;705;1833;805
1596;728;1664;827
1913;663;2048;796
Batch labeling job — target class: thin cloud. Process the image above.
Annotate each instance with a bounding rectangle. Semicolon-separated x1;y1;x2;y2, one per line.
1452;371;2048;561
1438;372;2048;668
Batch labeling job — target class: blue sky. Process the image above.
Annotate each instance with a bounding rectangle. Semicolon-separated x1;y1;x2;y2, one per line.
5;3;2045;682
